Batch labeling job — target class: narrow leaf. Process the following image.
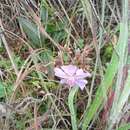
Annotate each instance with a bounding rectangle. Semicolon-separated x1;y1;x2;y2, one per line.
68;86;79;130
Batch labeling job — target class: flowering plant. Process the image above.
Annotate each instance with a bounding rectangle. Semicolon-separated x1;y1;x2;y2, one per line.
54;65;91;90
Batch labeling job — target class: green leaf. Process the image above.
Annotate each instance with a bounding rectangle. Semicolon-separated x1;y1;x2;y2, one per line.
117;70;130;113
82;0;128;127
63;52;69;64
109;70;130;128
40;49;53;63
107;1;128;129
77;38;84;49
18;17;42;47
117;123;130;130
40;50;54;78
82;22;128;130
0;82;5;98
68;86;79;130
40;4;48;25
53;30;67;42
82;48;119;130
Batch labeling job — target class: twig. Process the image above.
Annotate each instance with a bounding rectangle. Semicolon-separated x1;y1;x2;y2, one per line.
0;19;18;75
0;19;26;102
34;103;39;130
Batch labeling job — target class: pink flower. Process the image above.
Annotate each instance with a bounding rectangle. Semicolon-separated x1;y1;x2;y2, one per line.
54;65;91;90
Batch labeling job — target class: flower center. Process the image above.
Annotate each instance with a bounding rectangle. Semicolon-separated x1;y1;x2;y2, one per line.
67;76;75;86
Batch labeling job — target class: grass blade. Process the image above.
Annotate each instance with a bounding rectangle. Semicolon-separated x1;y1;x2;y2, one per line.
68;86;79;130
108;0;128;129
82;47;119;130
82;0;128;128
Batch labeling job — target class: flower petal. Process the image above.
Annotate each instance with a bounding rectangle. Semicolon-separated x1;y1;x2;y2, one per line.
75;79;88;90
75;69;91;79
54;68;68;79
60;78;75;87
60;79;67;84
61;65;77;76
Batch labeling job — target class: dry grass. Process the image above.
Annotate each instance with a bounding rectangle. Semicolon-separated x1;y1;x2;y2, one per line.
0;0;126;130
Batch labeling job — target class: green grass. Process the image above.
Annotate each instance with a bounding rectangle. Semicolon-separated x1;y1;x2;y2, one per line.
0;0;129;130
